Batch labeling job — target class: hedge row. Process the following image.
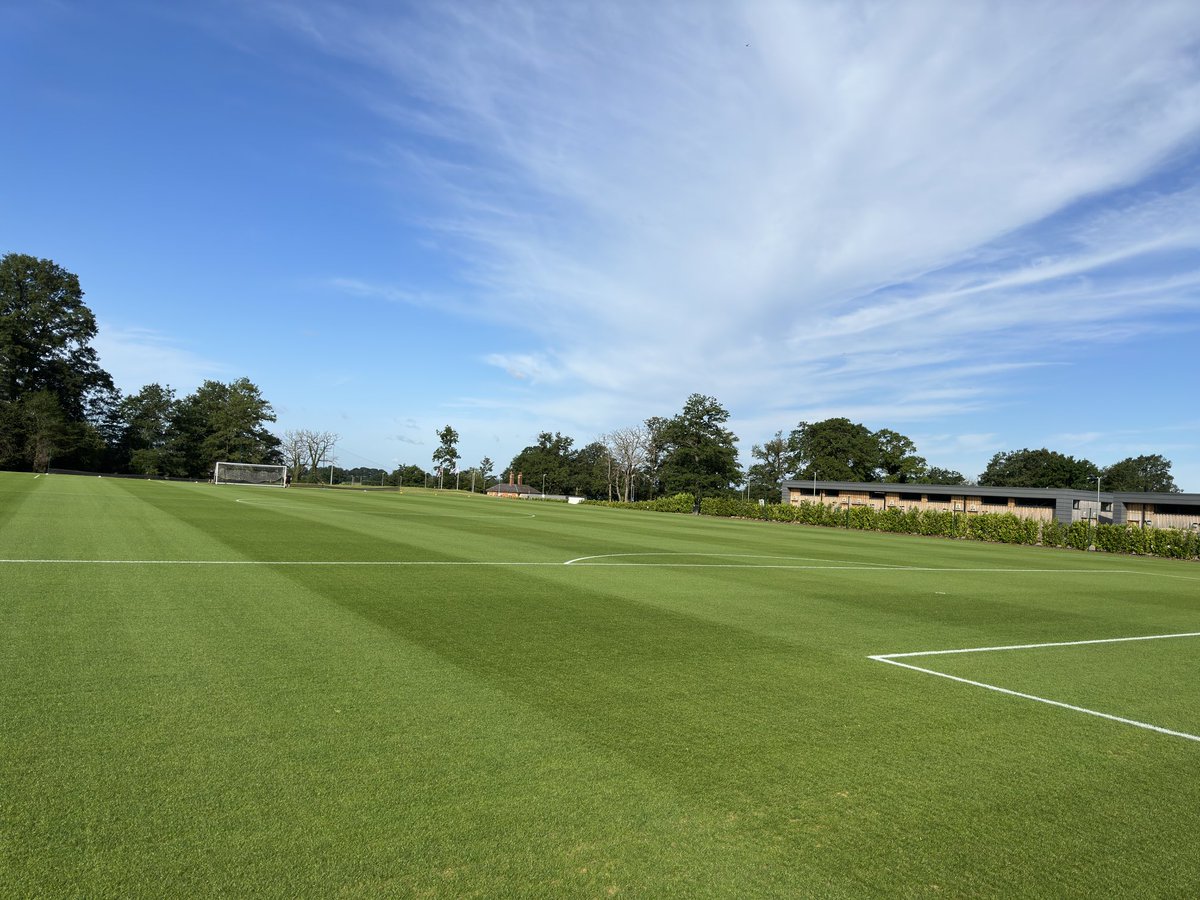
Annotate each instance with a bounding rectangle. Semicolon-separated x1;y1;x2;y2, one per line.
584;495;1200;561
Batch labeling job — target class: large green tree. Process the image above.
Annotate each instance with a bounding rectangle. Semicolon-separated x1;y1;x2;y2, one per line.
979;448;1099;490
432;425;460;482
1101;454;1178;493
874;428;928;483
747;431;794;501
641;416;670;500
390;464;430;487
508;431;576;495
0;254;116;469
569;441;613;500
168;379;281;477
117;383;178;476
658;394;741;505
788;418;881;482
478;456;495;488
914;466;967;485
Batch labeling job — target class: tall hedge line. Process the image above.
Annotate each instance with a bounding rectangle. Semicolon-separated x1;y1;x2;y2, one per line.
584;496;1200;561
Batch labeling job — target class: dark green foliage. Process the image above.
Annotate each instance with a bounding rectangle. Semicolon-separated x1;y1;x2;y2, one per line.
0;254;117;470
915;466;967;485
587;497;1199;561
166;378;281;477
746;431;793;501
508;431;577;496
590;492;698;514
390;464;430;486
0;253;114;421
1101;454;1179;493
478;456;496;488
570;440;614;499
980;448;1100;490
788;417;880;481
787;418;933;483
117;383;178;476
874;429;928;483
640;415;670;499
658;394;741;502
432;424;460;475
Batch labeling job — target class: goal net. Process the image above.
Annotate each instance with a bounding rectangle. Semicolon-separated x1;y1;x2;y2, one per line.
214;461;288;487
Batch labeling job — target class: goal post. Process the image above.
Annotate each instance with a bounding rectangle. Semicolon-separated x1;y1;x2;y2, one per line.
214;461;288;487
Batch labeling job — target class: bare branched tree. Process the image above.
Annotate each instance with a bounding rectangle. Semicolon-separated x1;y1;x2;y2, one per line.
605;425;649;502
280;429;306;483
300;429;338;481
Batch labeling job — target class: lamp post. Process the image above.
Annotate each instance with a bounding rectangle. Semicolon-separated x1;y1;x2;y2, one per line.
1090;475;1102;550
812;470;818;497
542;473;547;496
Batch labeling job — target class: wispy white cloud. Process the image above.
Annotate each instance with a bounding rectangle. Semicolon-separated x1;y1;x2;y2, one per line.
255;1;1200;468
93;325;229;394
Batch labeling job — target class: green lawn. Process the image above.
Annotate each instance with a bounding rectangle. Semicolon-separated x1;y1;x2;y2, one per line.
2;472;1198;897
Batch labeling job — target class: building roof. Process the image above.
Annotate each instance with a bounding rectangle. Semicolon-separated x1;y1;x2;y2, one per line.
485;482;541;495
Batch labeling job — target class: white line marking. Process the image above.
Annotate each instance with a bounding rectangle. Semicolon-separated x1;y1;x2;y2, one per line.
0;559;564;567
562;551;901;567
874;631;1200;659
233;497;536;519
0;556;1175;576
870;632;1200;744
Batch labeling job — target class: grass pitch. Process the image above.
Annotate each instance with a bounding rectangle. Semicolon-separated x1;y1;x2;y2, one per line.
2;472;1198;897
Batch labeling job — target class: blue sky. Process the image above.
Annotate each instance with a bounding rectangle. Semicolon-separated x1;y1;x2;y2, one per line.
4;1;1200;488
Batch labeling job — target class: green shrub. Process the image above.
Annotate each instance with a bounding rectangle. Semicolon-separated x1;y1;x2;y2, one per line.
587;493;1200;561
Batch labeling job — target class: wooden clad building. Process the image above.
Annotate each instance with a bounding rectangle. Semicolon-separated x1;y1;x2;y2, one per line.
781;481;1200;530
1112;492;1200;531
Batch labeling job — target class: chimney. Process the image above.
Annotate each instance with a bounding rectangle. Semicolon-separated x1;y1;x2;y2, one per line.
518;472;523;486
507;469;513;485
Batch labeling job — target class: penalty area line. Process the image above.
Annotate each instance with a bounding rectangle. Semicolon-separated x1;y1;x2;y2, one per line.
870;632;1200;744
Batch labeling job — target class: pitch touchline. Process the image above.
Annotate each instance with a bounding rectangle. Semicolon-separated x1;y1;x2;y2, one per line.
0;559;565;566
0;558;1161;573
870;632;1200;744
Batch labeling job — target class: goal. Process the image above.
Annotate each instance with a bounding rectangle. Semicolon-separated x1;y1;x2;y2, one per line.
214;461;288;487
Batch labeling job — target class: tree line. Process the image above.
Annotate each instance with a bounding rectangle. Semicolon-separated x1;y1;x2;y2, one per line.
2;253;1183;494
1;253;279;477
